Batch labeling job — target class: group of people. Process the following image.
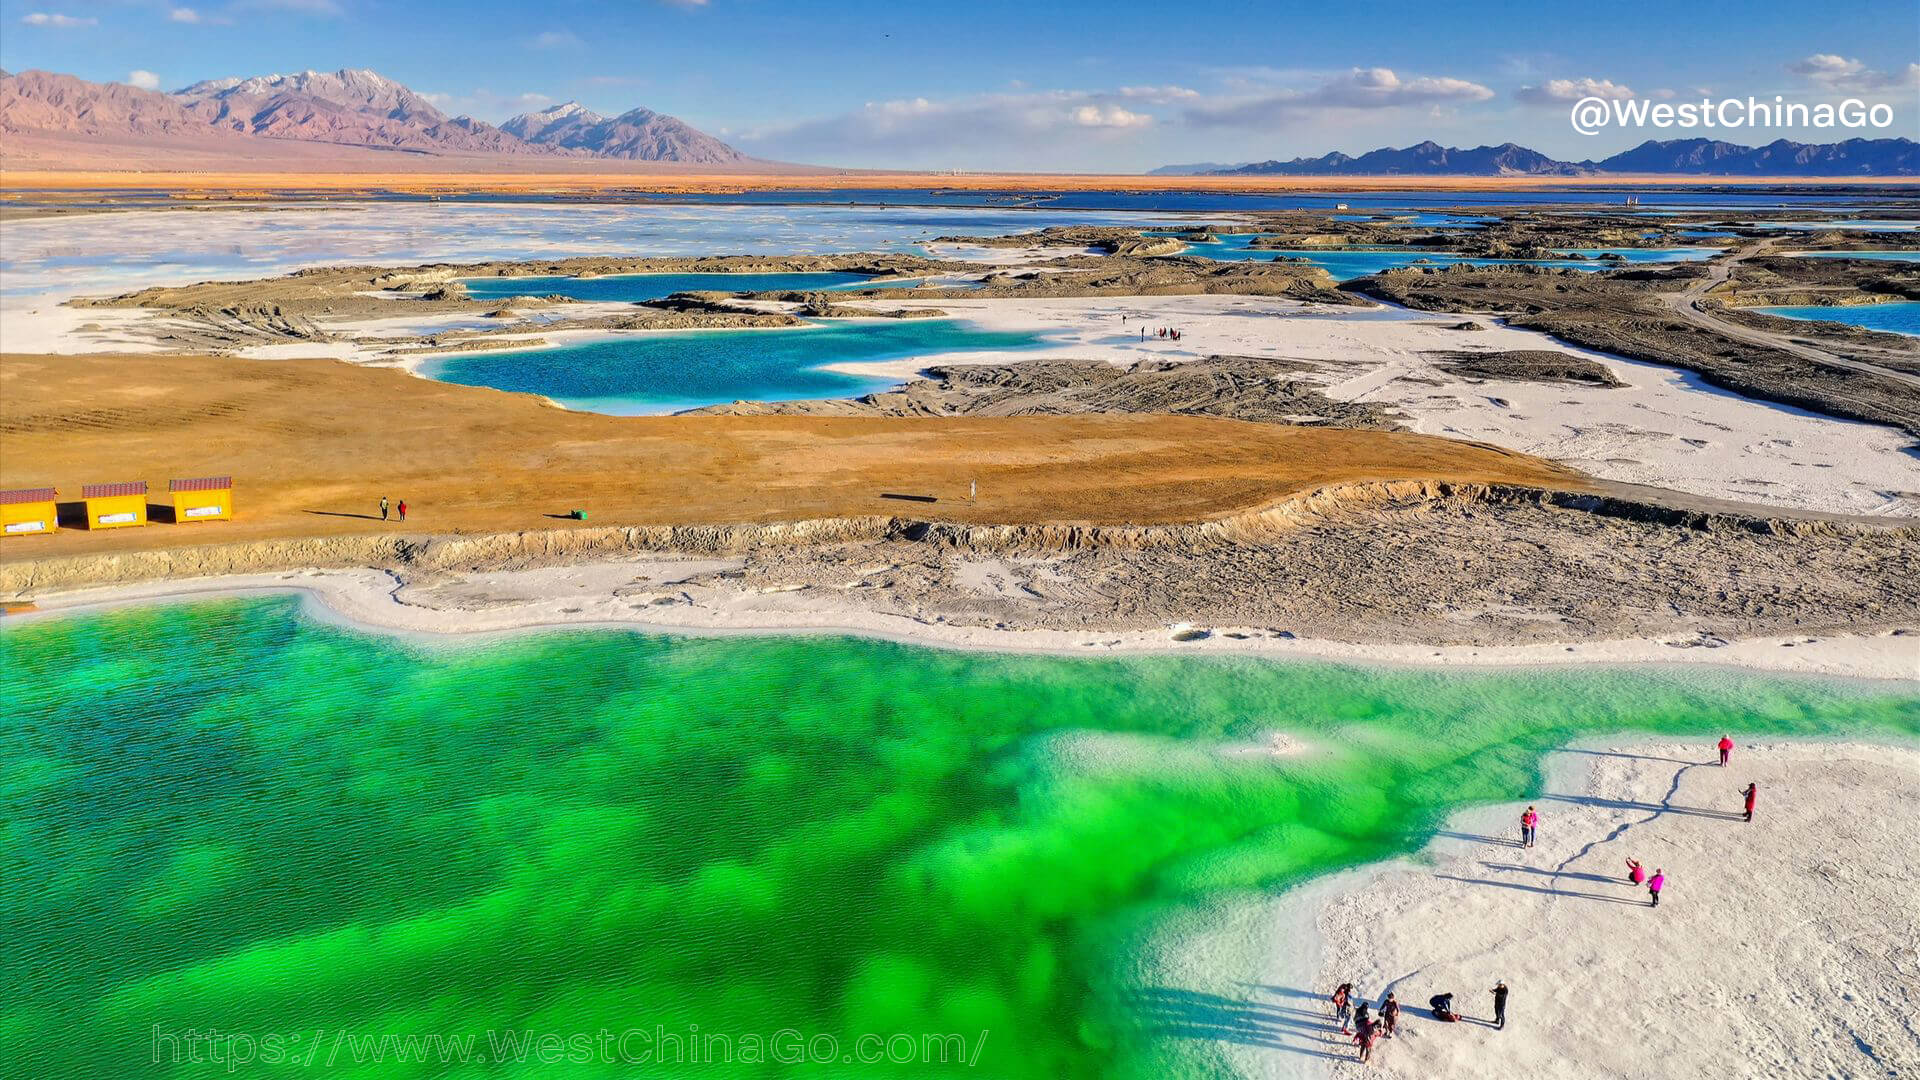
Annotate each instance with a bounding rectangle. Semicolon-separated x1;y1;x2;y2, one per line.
378;495;408;522
1138;326;1183;342
1331;983;1404;1063
1329;981;1510;1063
1622;858;1666;906
1518;736;1760;909
1320;736;1767;1064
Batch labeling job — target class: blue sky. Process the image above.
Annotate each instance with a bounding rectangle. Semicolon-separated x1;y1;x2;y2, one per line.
4;0;1916;169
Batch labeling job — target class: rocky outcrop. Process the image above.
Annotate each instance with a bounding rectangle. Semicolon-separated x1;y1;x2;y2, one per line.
692;356;1406;428
1427;350;1627;387
5;481;1911;597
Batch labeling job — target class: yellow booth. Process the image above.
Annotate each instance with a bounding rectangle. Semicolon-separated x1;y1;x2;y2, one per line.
170;475;234;522
1;487;58;537
82;481;148;530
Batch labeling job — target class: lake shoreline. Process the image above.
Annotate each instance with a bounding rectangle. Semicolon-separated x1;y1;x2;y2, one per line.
8;570;1916;682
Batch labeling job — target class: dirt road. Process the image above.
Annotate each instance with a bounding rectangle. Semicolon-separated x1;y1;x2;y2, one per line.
1665;239;1920;393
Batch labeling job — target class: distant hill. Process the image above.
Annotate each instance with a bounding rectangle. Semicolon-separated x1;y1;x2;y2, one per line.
1197;137;1920;177
1219;141;1586;177
1147;161;1250;176
0;67;750;166
1592;138;1920;176
501;101;746;164
170;68;540;155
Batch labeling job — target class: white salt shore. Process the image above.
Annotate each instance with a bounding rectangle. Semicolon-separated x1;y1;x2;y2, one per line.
11;566;1920;682
852;295;1920;518
1153;739;1920;1080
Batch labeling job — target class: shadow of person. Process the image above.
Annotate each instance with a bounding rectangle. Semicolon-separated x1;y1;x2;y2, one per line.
1561;747;1700;766
1434;873;1648;905
1129;986;1351;1061
1480;861;1629;886
1541;792;1743;820
1435;830;1524;848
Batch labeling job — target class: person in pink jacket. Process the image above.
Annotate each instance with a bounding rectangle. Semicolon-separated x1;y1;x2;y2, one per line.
1520;806;1539;848
1625;857;1645;885
1648;869;1666;907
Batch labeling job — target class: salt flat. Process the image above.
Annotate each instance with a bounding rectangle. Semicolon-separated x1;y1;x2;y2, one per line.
1159;739;1920;1080
870;295;1920;517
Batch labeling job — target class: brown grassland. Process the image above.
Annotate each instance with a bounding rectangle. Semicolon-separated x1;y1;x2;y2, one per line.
0;350;1588;558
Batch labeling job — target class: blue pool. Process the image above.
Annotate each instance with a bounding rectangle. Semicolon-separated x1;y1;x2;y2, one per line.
423;318;1052;414
1755;302;1920;336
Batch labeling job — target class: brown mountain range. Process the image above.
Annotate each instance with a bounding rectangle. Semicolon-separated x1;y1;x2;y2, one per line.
0;67;752;170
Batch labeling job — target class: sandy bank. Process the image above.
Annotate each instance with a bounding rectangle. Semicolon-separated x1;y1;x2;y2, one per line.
1;348;1596;563
1166;739;1920;1079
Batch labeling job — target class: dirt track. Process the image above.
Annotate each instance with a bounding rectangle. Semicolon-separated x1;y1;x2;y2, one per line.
1666;239;1920;394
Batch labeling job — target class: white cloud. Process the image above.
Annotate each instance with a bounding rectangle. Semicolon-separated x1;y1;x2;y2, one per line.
531;29;582;49
736;67;1499;167
20;12;97;27
422;88;554;119
1070;104;1150;129
127;70;161;90
1789;54;1920;93
1116;85;1201;103
738;88;1168;165
234;0;344;15
1791;54;1866;83
168;6;234;25
1514;78;1635;105
1183;67;1494;128
1315;68;1493;107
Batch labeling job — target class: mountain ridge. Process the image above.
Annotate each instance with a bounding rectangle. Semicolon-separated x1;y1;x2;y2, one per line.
1209;137;1919;176
500;100;747;164
0;67;749;164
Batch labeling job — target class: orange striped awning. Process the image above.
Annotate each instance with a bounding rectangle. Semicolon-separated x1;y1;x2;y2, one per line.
0;487;56;505
169;476;233;492
82;481;148;499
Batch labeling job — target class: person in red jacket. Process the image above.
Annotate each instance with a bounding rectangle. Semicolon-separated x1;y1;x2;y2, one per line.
397;499;408;522
1741;782;1757;822
1718;735;1734;766
1354;1015;1378;1062
1625;857;1645;885
1520;805;1539;848
1331;982;1353;1034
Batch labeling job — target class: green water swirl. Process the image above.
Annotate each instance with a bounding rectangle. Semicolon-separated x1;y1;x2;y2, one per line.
3;597;1914;1077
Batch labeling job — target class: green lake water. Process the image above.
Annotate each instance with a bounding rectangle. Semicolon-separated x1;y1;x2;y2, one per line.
4;597;1915;1078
